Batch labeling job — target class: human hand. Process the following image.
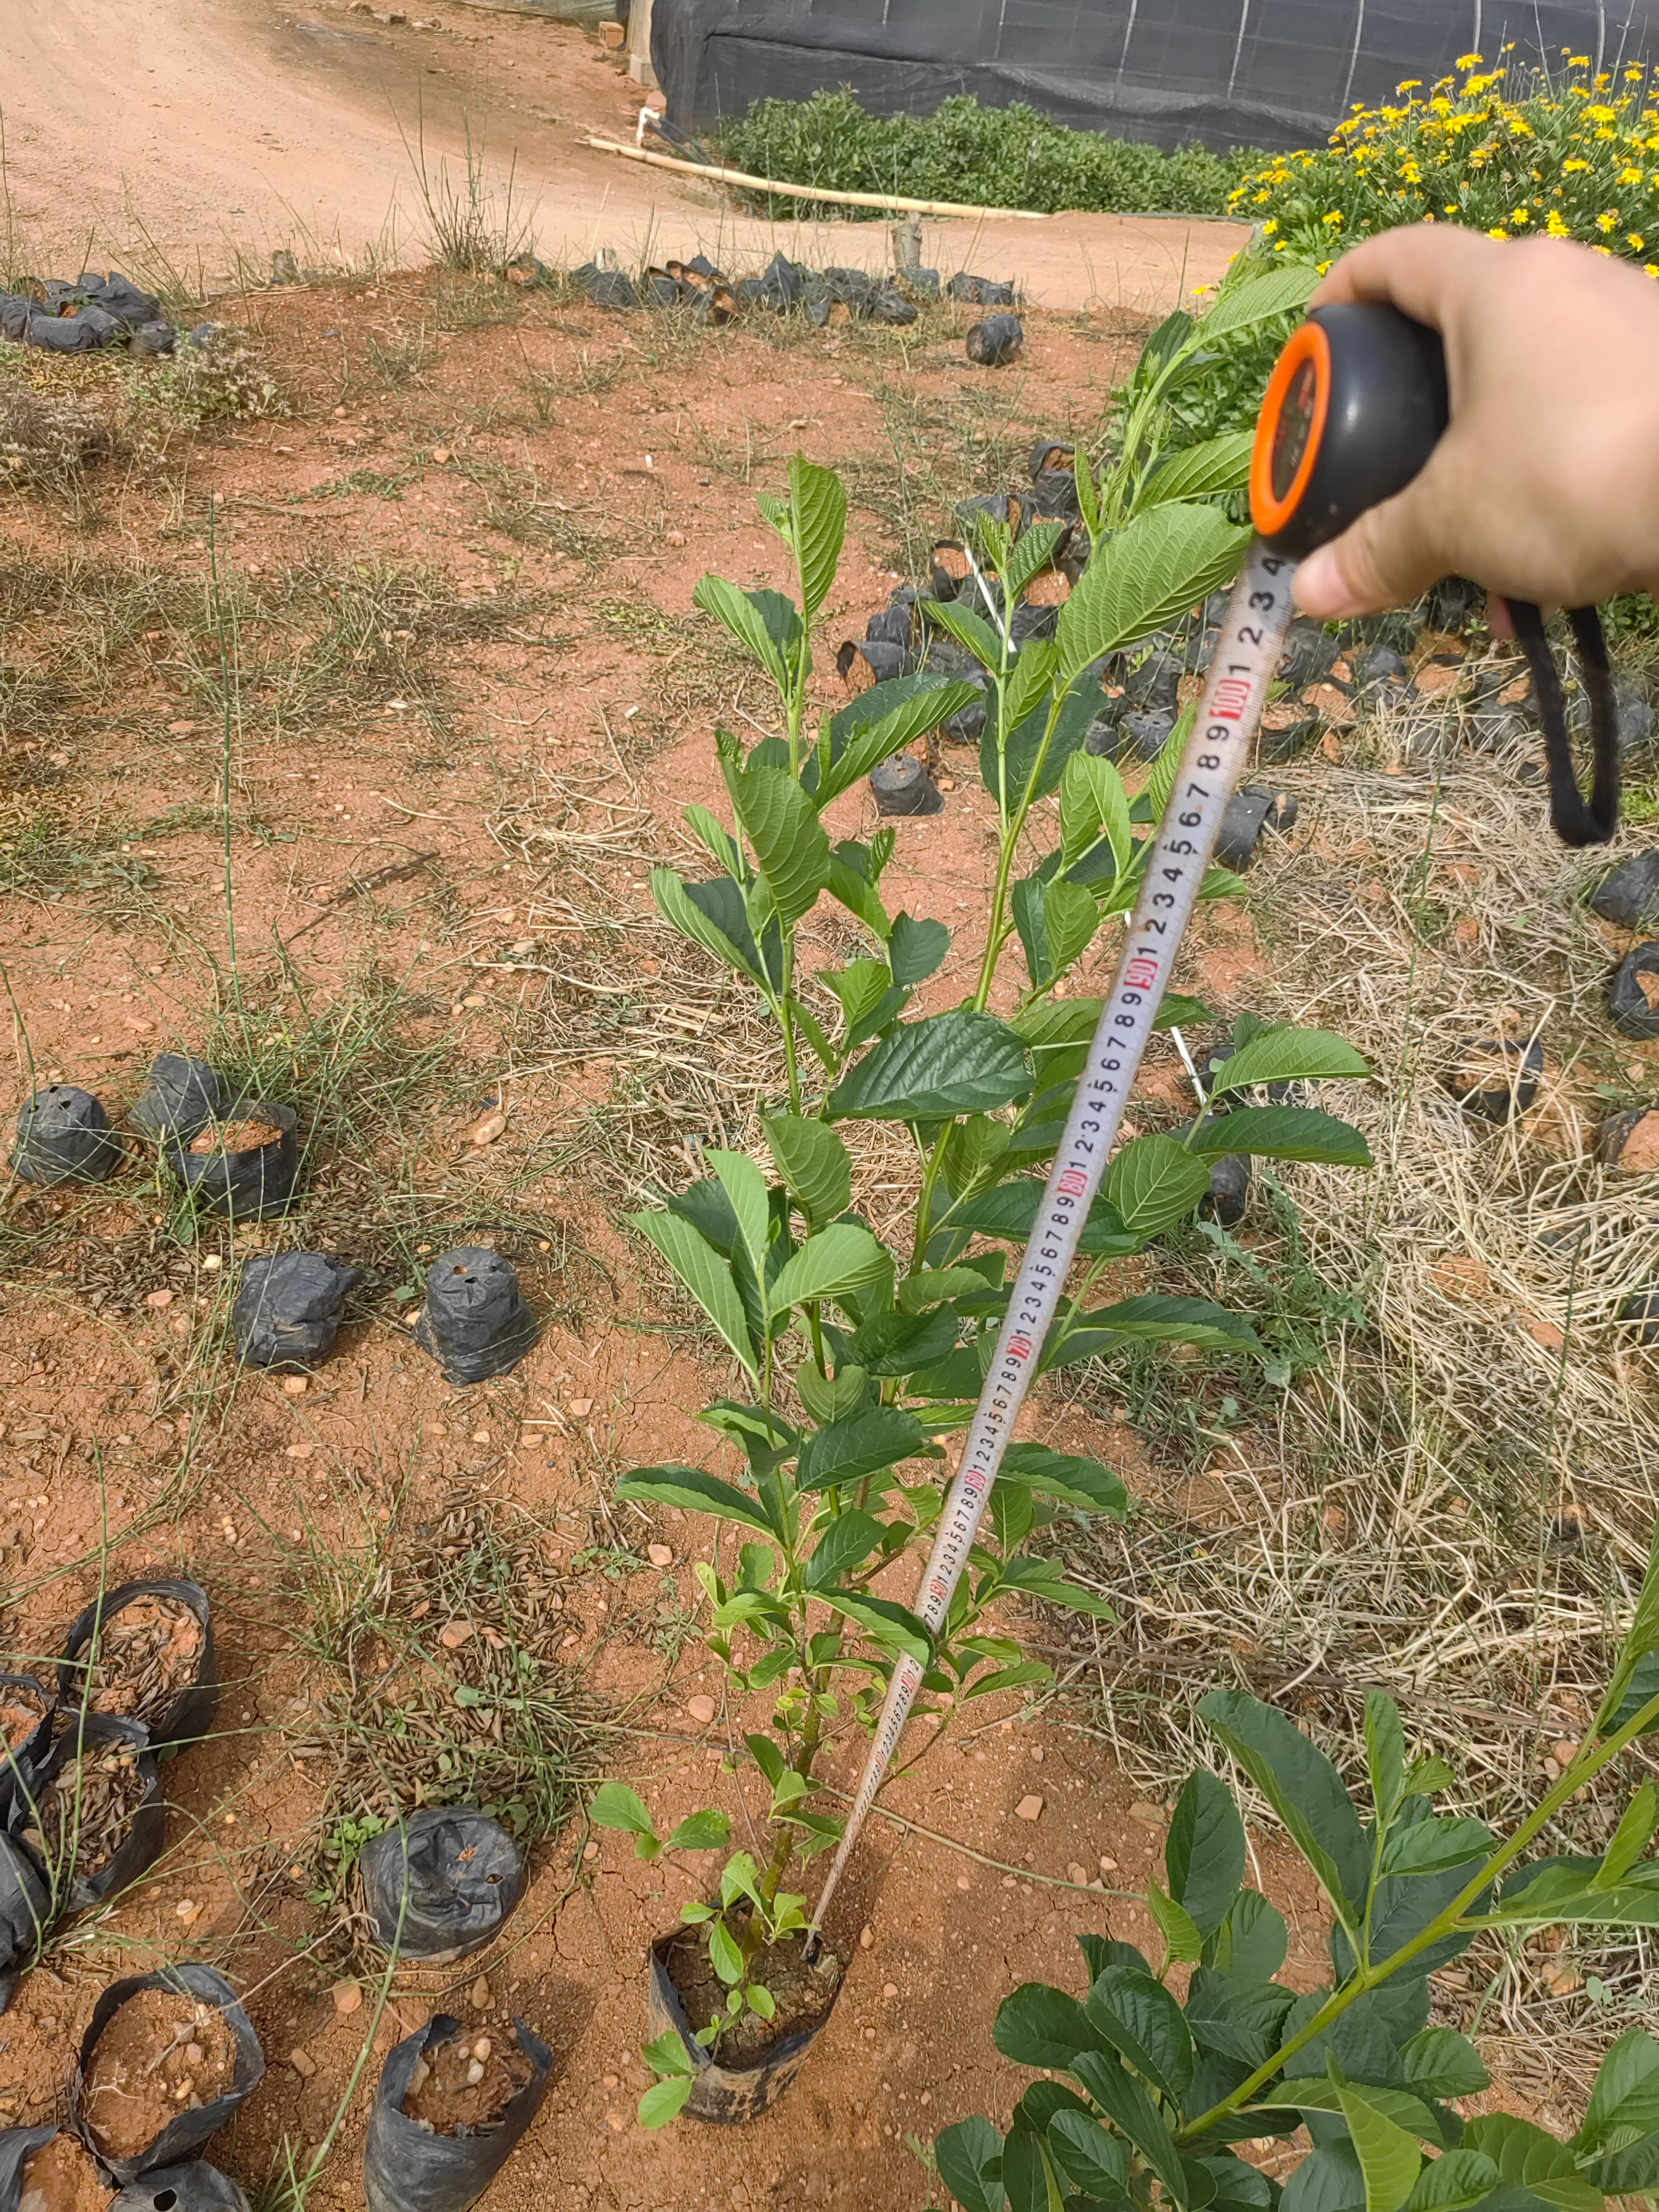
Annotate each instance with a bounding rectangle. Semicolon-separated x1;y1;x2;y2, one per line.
1292;226;1659;621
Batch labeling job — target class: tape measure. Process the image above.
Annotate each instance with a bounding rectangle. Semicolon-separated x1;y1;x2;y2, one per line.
806;296;1614;1953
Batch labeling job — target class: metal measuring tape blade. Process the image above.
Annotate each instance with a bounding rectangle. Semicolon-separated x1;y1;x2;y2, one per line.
805;539;1298;1954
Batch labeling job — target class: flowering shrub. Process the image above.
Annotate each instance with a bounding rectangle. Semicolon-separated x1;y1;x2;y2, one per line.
1232;52;1659;274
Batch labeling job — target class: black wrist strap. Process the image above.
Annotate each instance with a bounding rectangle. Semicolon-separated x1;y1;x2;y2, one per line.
1505;598;1620;846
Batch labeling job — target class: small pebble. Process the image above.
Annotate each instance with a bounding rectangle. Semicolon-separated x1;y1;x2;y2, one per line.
439;1619;475;1649
569;1397;594;1416
290;2048;317;2079
956;1874;971;1891
686;1694;717;1724
281;1375;309;1397
184;2044;204;2065
1067;1862;1088;1886
859;1925;874;1950
464;2059;486;2088
470;1976;491;2009
332;1982;363;2016
882;1983;897;1999
1552;1739;1581;1767
583;1839;600;1860
647;1543;673;1567
472;2037;492;2062
1098;1855;1118;1873
145;1289;174;1310
1014;1794;1043;1822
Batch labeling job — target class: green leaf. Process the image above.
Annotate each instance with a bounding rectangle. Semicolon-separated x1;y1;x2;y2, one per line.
665;1809;731;1852
1184;1968;1295;2067
1405;2151;1500;2212
766;1222;890;1316
1208;1027;1372;1094
925;595;1004;671
1136;431;1256;513
1401;2028;1490;2103
819;674;982;803
1005;639;1060;729
590;1781;657;1846
937;2116;1008;2212
1048;2110;1129;2198
797;1405;925;1490
1057;503;1251;682
1199;260;1318;341
1600;1782;1659;1887
628;1209;759;1375
804;1509;885;1590
1580;2028;1659;2162
1379;1817;1496;1879
1085;1964;1195;2101
828;1010;1031;1122
1061;751;1132;876
651;866;762;983
1335;2083;1425;2212
993;1982;1103;2070
1365;1693;1406;1819
1068;2051;1188;2201
746;1982;777;2019
617;1464;780;1538
889;913;950;987
1282;2143;1365;2212
1203;1888;1288;1980
1105;1136;1215;1239
762;1114;853;1229
1147;1877;1205;1964
1002;2121;1063;2212
987;673;1107;816
708;1918;743;1985
999;1443;1128;1516
1013;871;1099;991
1493;1859;1659;1926
692;573;799;687
788;452;846;622
814;1587;933;1663
1199;1690;1369;1920
637;2074;694;2127
1461;2116;1604;2211
1004;520;1070;603
734;764;831;928
1167;1771;1247;1937
682;802;745;876
643;2028;697;2079
1290;2079;1445;2146
705;1149;771;1279
1080;1295;1261;1353
1188;1107;1373;1168
795;1359;868;1425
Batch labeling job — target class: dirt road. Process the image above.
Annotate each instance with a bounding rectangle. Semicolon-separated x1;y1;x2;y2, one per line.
0;0;1245;308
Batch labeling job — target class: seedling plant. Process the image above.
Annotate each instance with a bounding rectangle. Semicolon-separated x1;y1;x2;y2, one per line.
594;260;1372;2126
930;1534;1659;2212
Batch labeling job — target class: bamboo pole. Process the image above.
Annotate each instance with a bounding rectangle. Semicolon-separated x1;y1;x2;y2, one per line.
581;135;1053;221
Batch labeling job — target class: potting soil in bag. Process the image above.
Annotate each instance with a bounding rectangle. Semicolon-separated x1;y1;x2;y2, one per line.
129;1057;233;1144
11;1087;121;1186
0;1837;50;2013
0;2126;113;2212
965;314;1024;367
360;1808;524;1962
362;2014;552;2212
164;1103;298;1218
19;1717;165;1915
58;1580;217;1755
232;1252;361;1369
73;1966;265;2186
412;1250;537;1385
111;2162;251;2211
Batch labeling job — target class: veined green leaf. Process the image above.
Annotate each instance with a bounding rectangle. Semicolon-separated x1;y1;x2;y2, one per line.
999;1442;1128;1515
628;1208;758;1373
1401;2028;1490;2103
1199;1689;1370;1920
797;1405;926;1490
666;1809;731;1851
1105;1134;1213;1238
1335;2082;1424;2212
888;911;950;987
761;1114;852;1228
705;1148;771;1278
1005;639;1061;729
819;674;983;803
590;1781;657;1843
1086;1963;1195;2100
936;2116;1008;2212
616;1464;780;1538
735;763;830;925
925;595;1004;672
1004;520;1070;603
651;867;762;982
1187;1106;1373;1168
814;1587;932;1663
1061;750;1131;876
1199;260;1318;341
1135;431;1256;513
1056;503;1250;682
1080;1294;1261;1352
1405;2150;1500;2212
1167;1771;1247;1937
638;2075;694;2127
1461;2115;1603;2211
828;1010;1031;1122
788;452;846;622
1208;1025;1372;1093
692;572;800;686
765;1222;889;1316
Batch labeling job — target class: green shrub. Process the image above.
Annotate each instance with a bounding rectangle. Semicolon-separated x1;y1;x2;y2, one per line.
720;90;1258;218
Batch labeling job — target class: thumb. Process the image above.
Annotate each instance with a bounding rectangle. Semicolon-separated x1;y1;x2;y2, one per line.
1292;475;1446;619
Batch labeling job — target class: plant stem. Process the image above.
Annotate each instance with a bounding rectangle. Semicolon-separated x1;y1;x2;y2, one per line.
1176;1685;1659;2143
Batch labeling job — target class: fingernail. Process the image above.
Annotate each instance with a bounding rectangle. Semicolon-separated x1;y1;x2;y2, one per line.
1292;545;1361;619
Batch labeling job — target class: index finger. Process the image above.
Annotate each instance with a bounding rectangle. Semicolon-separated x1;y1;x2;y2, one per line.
1310;223;1500;328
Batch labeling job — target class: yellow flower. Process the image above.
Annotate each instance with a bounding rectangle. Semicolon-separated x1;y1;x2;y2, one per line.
1510;207;1533;223
1322;209;1345;226
1563;156;1590;170
1443;203;1459;213
1621;166;1645;184
1396;79;1421;92
1598;209;1620;230
1546;209;1570;236
1596;126;1617;139
1646;262;1659;276
1261;218;1279;234
1455;50;1483;69
1487;225;1509;238
1631;233;1647;249
1569;54;1591;67
1587;103;1618;121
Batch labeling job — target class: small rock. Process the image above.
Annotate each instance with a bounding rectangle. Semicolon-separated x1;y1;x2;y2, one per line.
569;1398;594;1417
1552;1738;1581;1767
144;1289;175;1310
583;1840;600;1861
1128;1801;1165;1828
282;1375;309;1397
471;1976;492;2009
290;2048;317;2079
882;1983;898;1999
647;1543;673;1567
686;1694;717;1725
956;1874;971;1890
438;1618;475;1649
1014;1794;1044;1822
174;1898;198;1920
1098;1854;1118;1873
1067;1862;1088;1885
859;1925;874;1950
466;1110;507;1147
332;1982;363;2016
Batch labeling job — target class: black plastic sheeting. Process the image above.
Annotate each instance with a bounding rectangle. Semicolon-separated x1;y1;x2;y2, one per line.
654;0;1659;151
